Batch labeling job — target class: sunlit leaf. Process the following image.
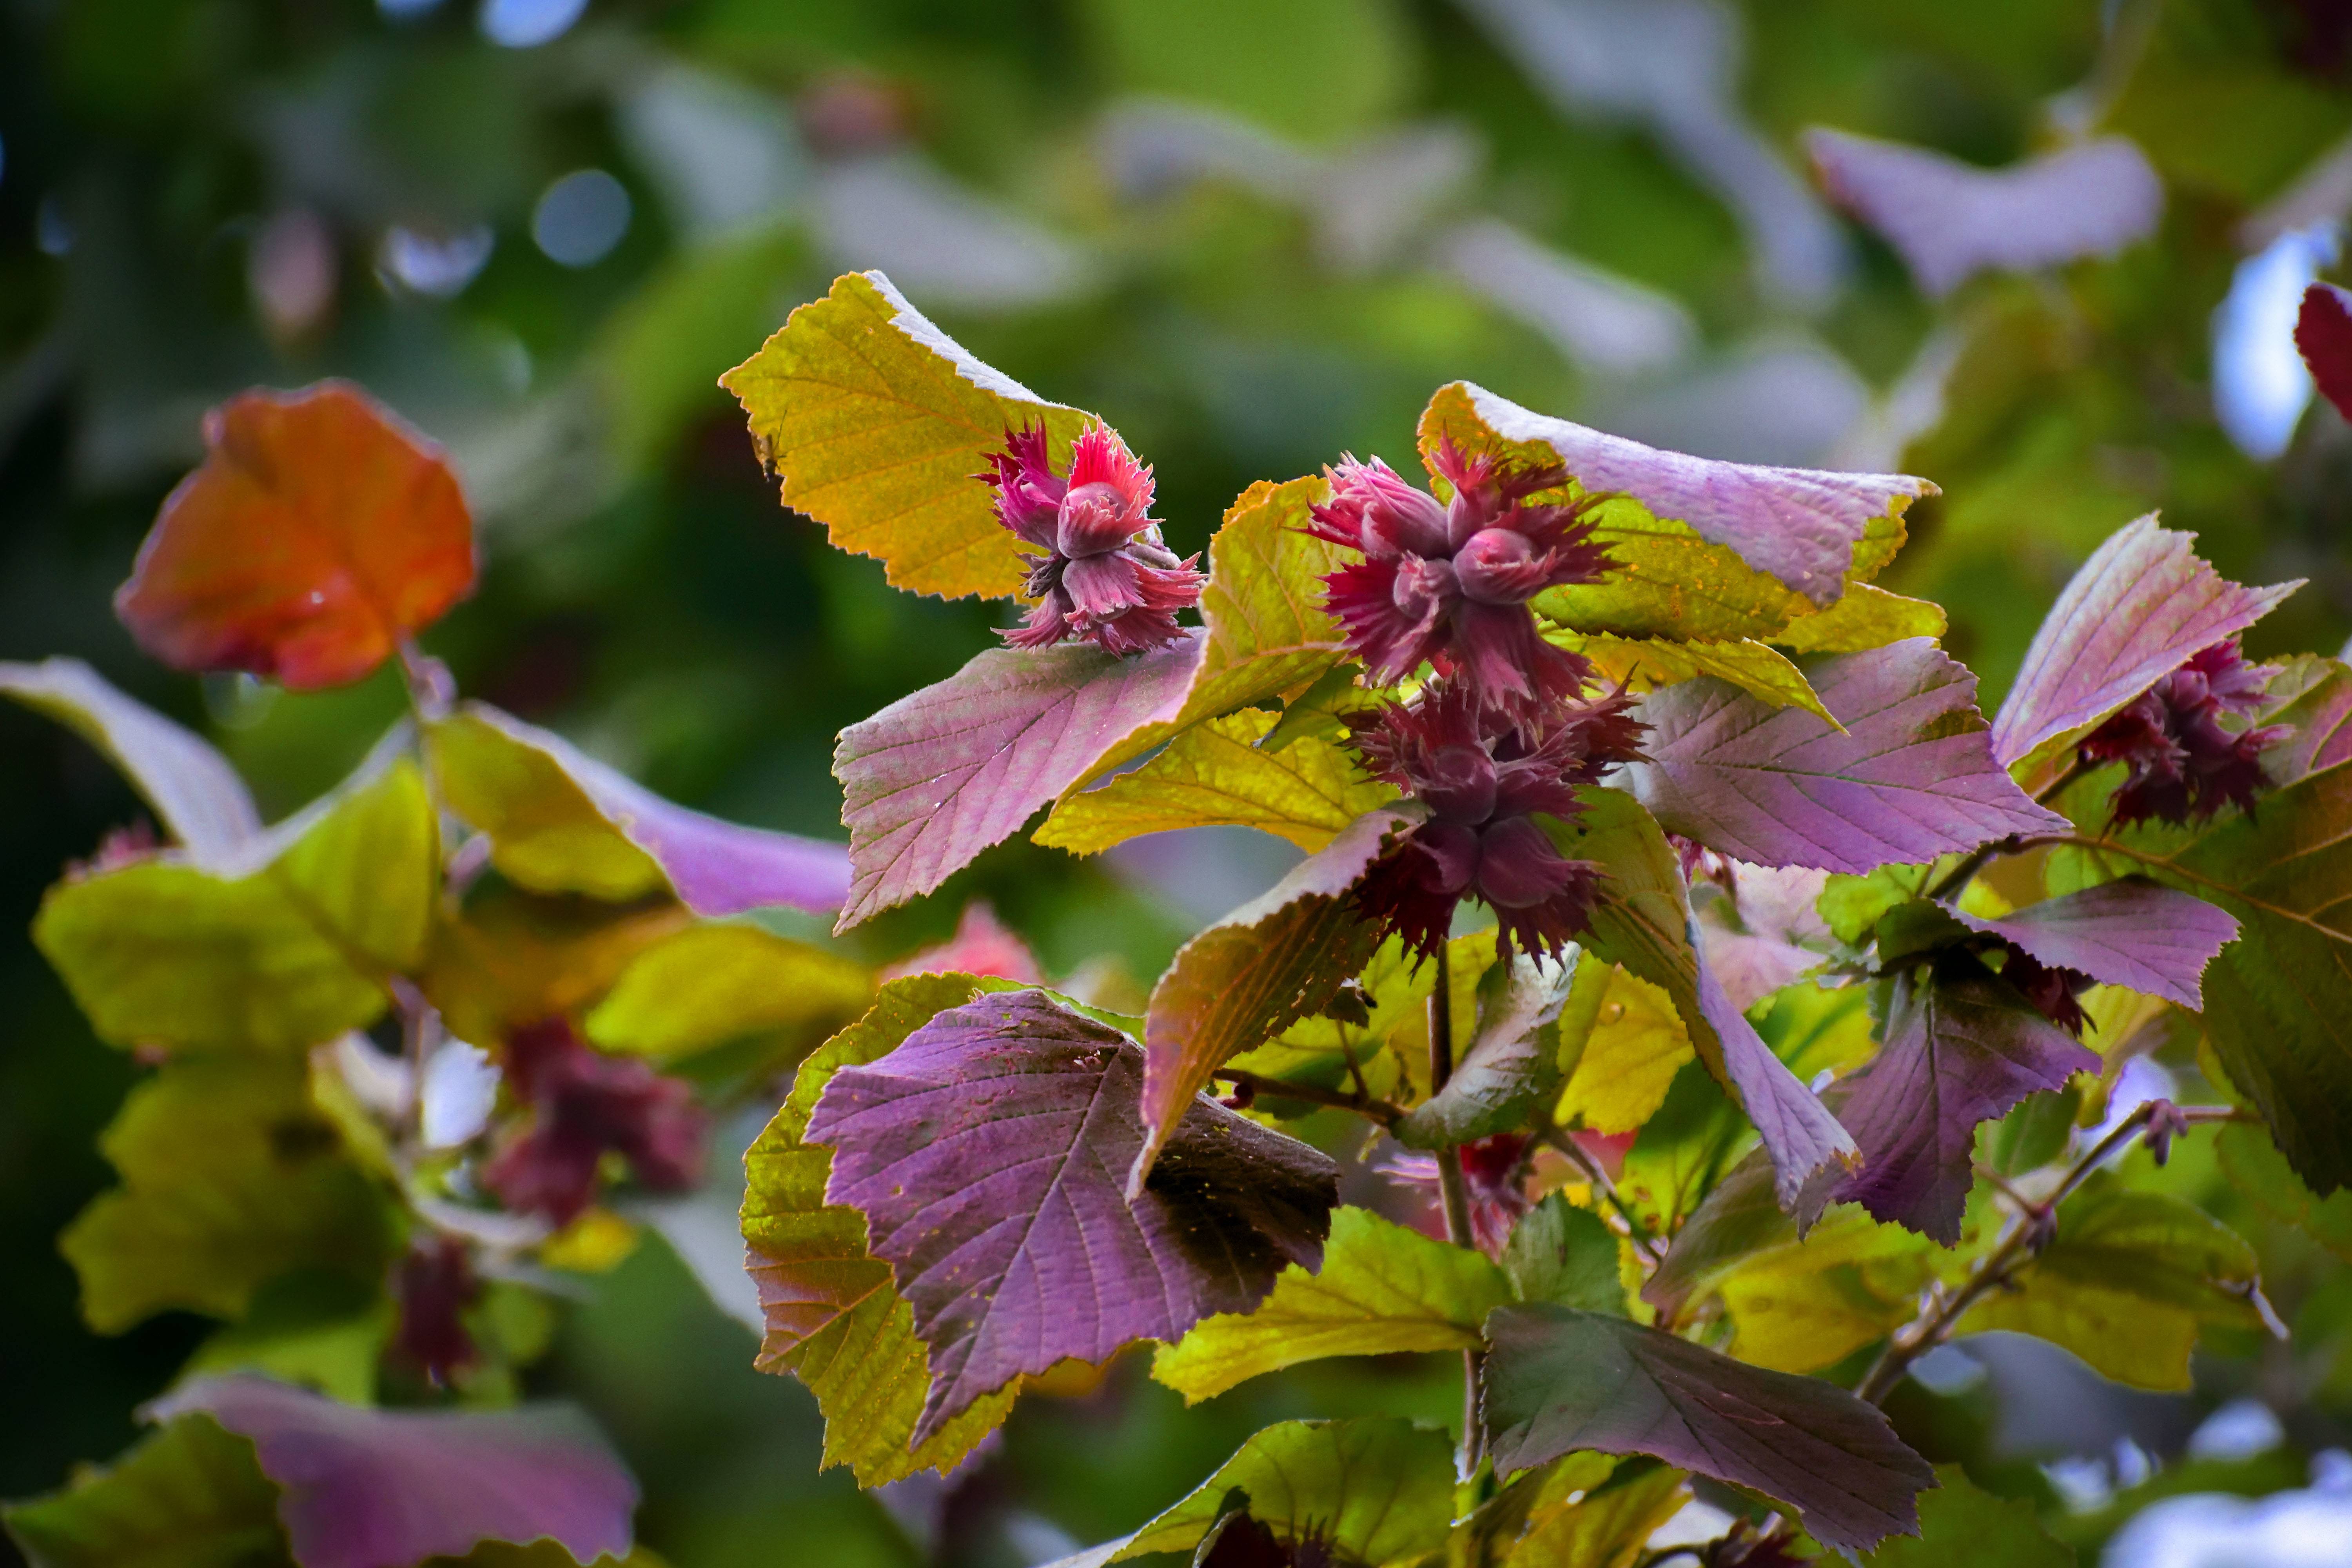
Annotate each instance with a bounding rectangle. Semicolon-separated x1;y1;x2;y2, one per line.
831;635;1203;928
115;383;476;692
1622;639;2067;875
1949;879;2236;1009
1219;932;1453;1110
1553;963;1693;1135
1134;806;1417;1191
1547;790;1855;1206
1420;380;1933;619
1858;1466;2071;1567
150;1376;637;1568
1564;635;1833;723
720;269;1091;599
427;703;849;918
584;924;874;1063
1988;514;2297;767
0;656;260;863
1051;1419;1456;1567
1150;1206;1509;1403
1829;962;2097;1245
740;973;1024;1486
35;756;436;1056
1770;584;1947;655
1034;707;1397;855
1806;128;2164;298
1482;1304;1935;1552
62;1057;396;1333
808;989;1338;1444
1956;1180;2265;1390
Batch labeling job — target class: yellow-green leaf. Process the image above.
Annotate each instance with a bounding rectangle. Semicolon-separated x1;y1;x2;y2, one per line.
721;269;1091;600
425;709;665;903
1860;1466;2071;1568
1037;707;1398;855
1151;1207;1510;1404
1957;1180;2265;1390
1773;584;1947;655
585;924;875;1063
1061;475;1352;796
34;758;436;1056
1566;634;1835;724
62;1056;398;1334
1554;964;1694;1134
0;1414;286;1568
420;885;688;1048
1095;1419;1456;1566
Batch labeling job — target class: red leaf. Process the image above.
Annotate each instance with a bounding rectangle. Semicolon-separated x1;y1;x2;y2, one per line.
2297;282;2352;423
116;383;477;691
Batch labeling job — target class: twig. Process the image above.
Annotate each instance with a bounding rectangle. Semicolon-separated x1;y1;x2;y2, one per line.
1426;942;1488;1477
1212;1067;1401;1126
1535;1122;1665;1267
1919;762;2094;907
1856;1102;2246;1403
2032;755;2093;807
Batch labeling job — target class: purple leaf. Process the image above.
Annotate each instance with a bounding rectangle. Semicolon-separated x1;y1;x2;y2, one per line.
1831;967;2097;1245
1557;791;1856;1208
1951;879;2238;1009
0;656;261;864
1806;129;2163;298
1989;515;2299;767
1134;805;1418;1192
146;1374;637;1568
834;636;1203;928
2296;282;2352;423
1444;381;1934;604
1625;638;2069;874
807;989;1338;1447
444;703;850;917
1481;1303;1936;1553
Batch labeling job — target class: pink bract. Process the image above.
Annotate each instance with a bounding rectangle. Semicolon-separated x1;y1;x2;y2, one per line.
987;424;1205;656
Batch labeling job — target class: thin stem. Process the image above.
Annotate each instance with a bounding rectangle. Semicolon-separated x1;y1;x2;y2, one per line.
1535;1123;1665;1268
1426;942;1487;1477
1856;1102;2245;1403
1211;1067;1401;1126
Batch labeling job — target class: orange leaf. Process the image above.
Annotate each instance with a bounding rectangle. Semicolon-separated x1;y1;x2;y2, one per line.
116;383;477;691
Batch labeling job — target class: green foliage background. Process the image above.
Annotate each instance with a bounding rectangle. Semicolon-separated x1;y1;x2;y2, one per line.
4;0;2351;1563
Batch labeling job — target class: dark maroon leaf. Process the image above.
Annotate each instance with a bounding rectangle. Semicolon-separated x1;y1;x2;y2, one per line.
1950;879;2238;1009
1481;1303;1935;1553
1830;965;2097;1244
1989;516;2297;767
807;989;1338;1446
147;1374;636;1568
1623;638;2066;875
2297;282;2352;423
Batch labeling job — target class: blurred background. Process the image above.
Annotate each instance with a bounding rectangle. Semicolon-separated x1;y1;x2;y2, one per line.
5;0;2352;1563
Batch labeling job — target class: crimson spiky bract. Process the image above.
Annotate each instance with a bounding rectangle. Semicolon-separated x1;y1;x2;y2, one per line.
1307;444;1613;719
988;423;1205;655
2077;637;2285;826
1344;683;1643;961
